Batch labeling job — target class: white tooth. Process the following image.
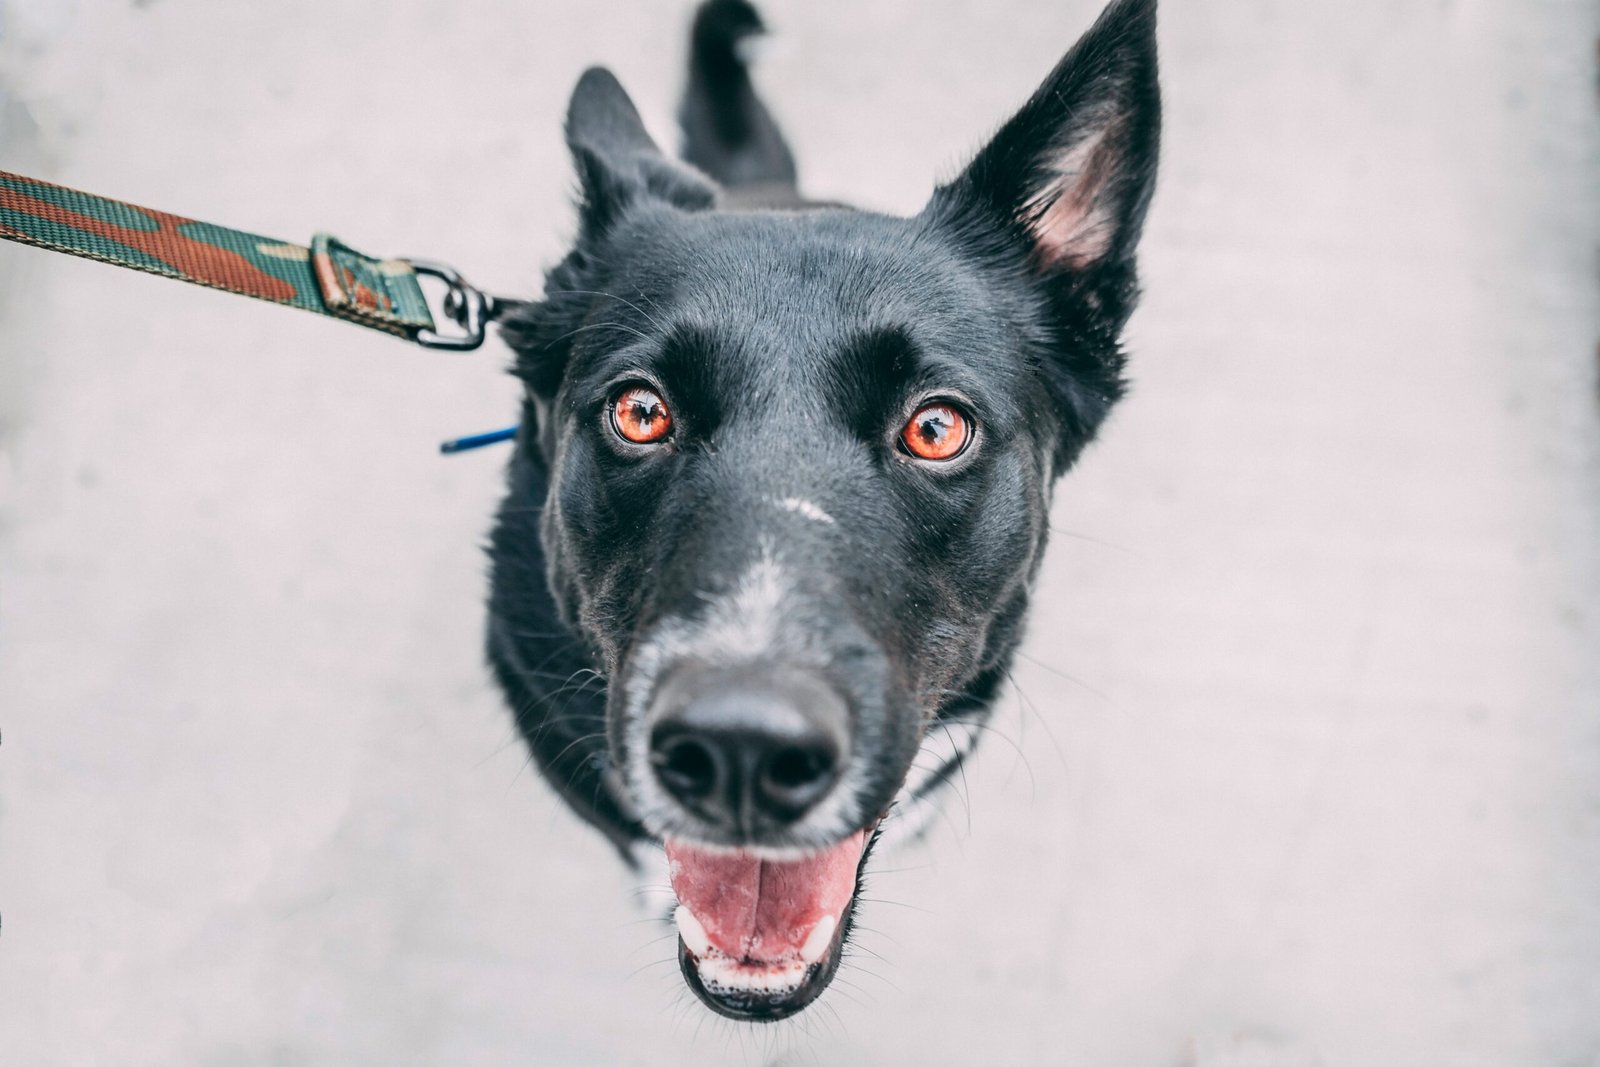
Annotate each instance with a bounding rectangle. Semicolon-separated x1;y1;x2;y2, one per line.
697;956;806;995
800;915;836;965
675;905;712;958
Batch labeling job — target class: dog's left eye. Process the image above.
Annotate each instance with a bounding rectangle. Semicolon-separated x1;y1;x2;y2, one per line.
900;402;972;461
611;385;673;444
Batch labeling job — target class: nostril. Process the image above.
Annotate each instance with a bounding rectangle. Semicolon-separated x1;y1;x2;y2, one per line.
756;742;840;817
765;745;832;790
647;667;852;832
653;733;719;800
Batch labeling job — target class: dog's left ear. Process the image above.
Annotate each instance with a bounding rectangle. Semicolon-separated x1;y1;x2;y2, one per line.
565;66;718;238
926;0;1159;462
931;0;1159;281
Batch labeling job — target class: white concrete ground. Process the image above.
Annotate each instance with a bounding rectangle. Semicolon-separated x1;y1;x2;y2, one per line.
1;1;1596;1064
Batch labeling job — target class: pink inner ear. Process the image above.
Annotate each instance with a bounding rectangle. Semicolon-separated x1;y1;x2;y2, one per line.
1027;125;1119;270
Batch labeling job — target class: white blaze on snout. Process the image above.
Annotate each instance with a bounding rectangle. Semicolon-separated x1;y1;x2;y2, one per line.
621;546;798;834
689;547;790;662
621;544;871;845
625;545;791;703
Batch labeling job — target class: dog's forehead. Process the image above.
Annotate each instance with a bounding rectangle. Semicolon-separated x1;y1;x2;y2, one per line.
585;207;1033;415
619;208;990;338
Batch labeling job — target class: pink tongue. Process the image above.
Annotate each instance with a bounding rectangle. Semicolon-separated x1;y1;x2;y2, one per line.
666;832;867;963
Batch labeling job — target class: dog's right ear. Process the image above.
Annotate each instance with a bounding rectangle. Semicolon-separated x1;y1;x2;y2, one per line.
500;70;719;403
565;67;718;237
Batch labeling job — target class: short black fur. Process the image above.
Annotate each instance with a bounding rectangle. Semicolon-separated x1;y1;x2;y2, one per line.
488;0;1160;1016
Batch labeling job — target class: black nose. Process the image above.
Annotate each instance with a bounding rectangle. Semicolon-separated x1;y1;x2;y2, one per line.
649;669;849;833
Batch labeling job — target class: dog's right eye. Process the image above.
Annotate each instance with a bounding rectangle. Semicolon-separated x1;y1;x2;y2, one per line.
611;385;674;444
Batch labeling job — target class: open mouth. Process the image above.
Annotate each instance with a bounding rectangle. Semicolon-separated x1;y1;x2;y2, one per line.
666;828;873;1020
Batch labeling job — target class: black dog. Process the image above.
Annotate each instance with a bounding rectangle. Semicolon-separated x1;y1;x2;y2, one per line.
489;0;1159;1021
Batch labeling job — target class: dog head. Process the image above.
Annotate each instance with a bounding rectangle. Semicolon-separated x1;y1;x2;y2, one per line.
489;0;1159;1021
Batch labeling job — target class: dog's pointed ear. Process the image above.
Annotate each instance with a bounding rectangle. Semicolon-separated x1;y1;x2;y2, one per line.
565;67;718;236
925;0;1159;469
929;0;1159;283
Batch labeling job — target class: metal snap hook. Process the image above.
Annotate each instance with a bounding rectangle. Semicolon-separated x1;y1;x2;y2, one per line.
405;259;518;351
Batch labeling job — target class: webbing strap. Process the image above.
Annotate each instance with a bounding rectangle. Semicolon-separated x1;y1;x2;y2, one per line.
0;169;437;340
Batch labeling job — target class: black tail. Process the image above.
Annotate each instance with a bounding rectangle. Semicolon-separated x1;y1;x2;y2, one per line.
679;0;798;192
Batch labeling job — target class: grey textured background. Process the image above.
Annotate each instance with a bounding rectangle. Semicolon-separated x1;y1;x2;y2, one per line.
1;1;1597;1063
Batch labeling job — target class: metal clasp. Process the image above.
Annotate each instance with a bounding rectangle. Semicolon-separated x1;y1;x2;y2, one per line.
405;259;516;351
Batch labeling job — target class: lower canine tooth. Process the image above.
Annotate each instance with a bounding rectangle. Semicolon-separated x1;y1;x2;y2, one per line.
800;914;836;964
674;905;713;958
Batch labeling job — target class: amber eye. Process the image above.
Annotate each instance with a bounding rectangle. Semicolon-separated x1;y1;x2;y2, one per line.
900;402;972;461
611;385;673;444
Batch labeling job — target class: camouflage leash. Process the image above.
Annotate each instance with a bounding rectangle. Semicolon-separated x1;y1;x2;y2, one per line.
0;168;512;352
